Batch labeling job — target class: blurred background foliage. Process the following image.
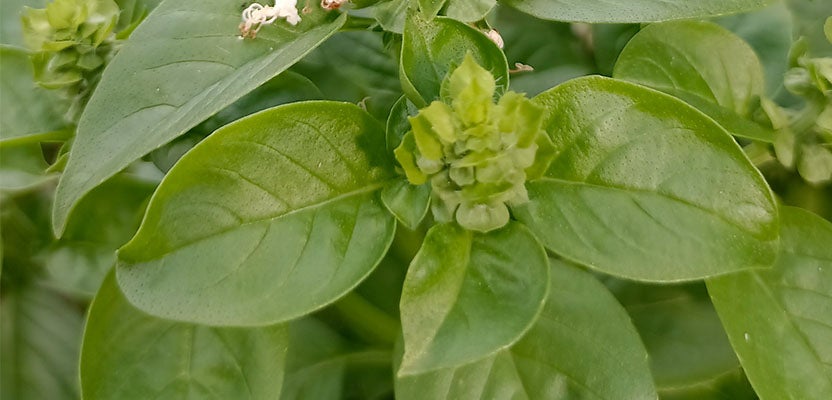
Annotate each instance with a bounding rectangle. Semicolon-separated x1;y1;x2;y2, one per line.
1;0;831;399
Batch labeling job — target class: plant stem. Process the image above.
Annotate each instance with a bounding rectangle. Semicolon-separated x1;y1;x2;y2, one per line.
333;292;399;345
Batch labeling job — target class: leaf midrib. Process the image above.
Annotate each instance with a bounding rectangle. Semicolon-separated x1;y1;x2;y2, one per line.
119;182;390;264
530;176;773;238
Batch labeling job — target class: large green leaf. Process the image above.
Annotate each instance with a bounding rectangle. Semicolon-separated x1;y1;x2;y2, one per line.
707;206;832;399
400;13;508;107
398;222;549;375
501;0;775;23
52;0;346;235
613;21;775;142
396;260;657;399
0;46;68;145
81;272;289;399
515;76;778;282
1;283;84;400
116;102;396;326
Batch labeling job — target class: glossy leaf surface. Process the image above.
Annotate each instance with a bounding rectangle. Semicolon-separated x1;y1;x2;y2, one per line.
81;272;289;399
381;180;431;230
53;0;346;234
398;222;549;375
396;260;657;399
501;0;775;23
614;21;774;142
400;13;508;107
117;102;396;326
708;207;832;399
445;0;496;22
516;76;778;282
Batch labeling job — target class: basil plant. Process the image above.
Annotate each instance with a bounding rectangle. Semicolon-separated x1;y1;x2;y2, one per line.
2;0;832;399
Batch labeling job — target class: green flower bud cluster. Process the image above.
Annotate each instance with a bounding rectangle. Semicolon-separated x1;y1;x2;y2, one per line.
394;55;554;232
770;33;832;184
21;0;119;119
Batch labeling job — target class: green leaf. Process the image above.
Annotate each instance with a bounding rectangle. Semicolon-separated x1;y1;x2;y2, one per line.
386;95;418;152
516;76;779;282
445;0;496;23
613;21;775;142
606;280;754;399
418;0;446;19
116;102;396;326
375;0;409;33
1;283;84;400
52;0;346;235
501;0;776;23
81;271;289;399
398;222;549;375
0;46;68;145
714;2;793;96
42;175;154;298
396;259;657;399
707;206;832;399
114;0;163;33
381;179;431;230
400;13;508;107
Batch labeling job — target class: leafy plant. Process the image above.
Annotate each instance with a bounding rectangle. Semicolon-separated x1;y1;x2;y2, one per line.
2;0;831;399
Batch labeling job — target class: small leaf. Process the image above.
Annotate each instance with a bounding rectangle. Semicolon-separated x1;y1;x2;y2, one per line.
707;206;832;399
81;272;289;399
400;13;508;107
398;222;549;375
117;102;396;326
52;0;346;235
375;0;409;33
0;283;84;400
0;145;54;193
501;0;776;23
0;46;68;145
614;21;774;142
445;0;496;23
516;76;779;282
396;260;657;399
381;179;431;230
418;0;447;19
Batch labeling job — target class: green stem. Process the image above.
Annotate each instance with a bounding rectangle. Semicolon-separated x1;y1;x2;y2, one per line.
333;292;399;345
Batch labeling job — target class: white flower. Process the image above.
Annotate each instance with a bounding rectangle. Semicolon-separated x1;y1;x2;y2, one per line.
274;0;301;25
240;1;301;39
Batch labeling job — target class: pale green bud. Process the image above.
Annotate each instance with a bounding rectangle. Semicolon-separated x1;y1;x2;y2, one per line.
394;54;555;232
